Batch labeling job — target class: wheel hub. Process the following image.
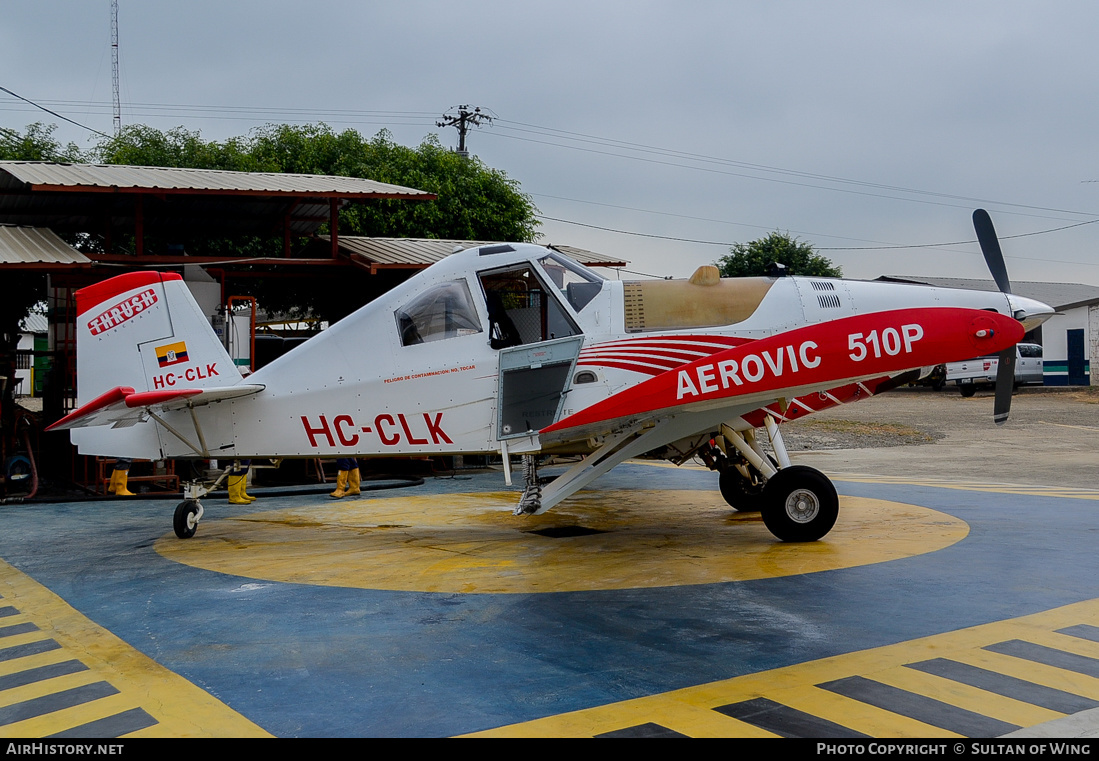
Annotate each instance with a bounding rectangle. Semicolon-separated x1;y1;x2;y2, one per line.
784;488;820;523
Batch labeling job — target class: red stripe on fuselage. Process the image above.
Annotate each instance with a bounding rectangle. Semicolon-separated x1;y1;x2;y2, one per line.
544;308;1022;435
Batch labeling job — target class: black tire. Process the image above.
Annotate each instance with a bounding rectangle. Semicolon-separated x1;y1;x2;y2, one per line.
173;500;200;539
761;465;839;542
717;454;777;512
718;467;765;512
960;385;976;398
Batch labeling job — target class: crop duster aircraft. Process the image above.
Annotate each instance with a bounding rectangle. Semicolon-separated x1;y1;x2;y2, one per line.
49;210;1053;542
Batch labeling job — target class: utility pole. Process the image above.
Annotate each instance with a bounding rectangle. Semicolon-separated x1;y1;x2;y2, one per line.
111;0;121;135
436;105;492;157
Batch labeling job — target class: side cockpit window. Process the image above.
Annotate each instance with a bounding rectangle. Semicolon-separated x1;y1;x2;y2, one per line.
538;252;605;312
395;280;483;346
479;264;581;349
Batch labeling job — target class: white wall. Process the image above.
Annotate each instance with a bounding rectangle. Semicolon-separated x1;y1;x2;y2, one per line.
1041;304;1092;385
14;333;34;395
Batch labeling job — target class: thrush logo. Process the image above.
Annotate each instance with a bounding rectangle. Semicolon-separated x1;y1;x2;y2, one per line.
155;341;189;368
87;289;158;335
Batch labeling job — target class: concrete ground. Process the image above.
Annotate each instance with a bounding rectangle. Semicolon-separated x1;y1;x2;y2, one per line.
784;386;1099;489
0;388;1097;738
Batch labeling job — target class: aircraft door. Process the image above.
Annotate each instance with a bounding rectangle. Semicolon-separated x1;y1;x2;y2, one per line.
478;263;584;439
496;337;584;439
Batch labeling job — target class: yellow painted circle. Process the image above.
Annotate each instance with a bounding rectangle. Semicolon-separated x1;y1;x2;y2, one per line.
156;490;967;594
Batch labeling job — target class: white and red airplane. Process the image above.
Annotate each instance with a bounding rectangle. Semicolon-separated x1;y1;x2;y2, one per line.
49;210;1053;542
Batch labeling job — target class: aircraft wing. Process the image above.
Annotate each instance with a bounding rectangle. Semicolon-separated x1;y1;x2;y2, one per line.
540;306;1022;446
46;384;265;432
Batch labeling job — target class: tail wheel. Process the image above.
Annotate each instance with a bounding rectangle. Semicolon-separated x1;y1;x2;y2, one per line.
174;500;200;539
761;466;838;542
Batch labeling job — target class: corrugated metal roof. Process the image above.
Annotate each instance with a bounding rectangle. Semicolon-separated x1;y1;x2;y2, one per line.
0;161;434;199
0;225;91;265
335;237;493;266
328;236;627;268
19;313;48;333
879;275;1099;310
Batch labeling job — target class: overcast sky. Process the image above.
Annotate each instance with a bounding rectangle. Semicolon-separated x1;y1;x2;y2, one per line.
3;1;1099;285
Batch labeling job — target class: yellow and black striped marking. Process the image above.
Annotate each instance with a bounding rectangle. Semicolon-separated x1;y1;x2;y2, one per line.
470;598;1099;737
0;559;269;738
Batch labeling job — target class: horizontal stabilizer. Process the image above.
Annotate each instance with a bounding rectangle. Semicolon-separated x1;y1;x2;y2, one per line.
46;384;264;432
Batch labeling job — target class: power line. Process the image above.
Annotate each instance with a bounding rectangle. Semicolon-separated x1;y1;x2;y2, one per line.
817;218;1099;250
3;91;1095;264
3;92;1090;223
0;85;111;139
489;128;1094;223
532;192;899;247
491;119;1099;219
538;213;1099;268
538;214;735;246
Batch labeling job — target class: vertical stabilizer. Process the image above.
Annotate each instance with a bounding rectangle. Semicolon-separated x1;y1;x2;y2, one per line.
75;271;242;405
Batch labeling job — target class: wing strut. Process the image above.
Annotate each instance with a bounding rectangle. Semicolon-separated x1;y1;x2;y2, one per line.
720;423;780;478
762;415;792;469
516;421;676;515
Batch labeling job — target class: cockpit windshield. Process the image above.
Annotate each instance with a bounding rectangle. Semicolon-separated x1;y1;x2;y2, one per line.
537;253;605;312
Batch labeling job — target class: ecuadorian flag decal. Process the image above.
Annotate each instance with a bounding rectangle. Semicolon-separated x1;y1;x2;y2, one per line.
155;341;189;368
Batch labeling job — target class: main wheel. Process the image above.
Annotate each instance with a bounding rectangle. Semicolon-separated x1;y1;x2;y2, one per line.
173;500;200;539
960;385;976;398
718;467;765;512
717;454;777;512
761;465;838;542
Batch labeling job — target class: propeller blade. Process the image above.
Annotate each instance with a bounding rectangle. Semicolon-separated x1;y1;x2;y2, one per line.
973;209;1018;423
973;209;1012;295
993;347;1016;425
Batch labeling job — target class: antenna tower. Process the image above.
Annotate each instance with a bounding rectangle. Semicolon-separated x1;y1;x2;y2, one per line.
111;0;121;135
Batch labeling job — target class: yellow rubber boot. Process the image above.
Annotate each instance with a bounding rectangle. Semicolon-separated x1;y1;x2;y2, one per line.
330;470;348;498
113;471;134;496
346;468;361;497
106;470;118;494
227;475;251;505
240;471;257;502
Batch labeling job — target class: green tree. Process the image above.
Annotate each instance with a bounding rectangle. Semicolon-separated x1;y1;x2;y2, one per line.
91;123;539;243
247;125;539;241
0;122;84;162
96;125;254;170
716;232;842;278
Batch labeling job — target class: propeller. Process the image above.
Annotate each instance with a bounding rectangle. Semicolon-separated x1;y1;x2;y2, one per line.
972;209;1017;425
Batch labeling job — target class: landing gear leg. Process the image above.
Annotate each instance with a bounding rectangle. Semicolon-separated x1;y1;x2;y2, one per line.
709;423;780;513
515;455;543;515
